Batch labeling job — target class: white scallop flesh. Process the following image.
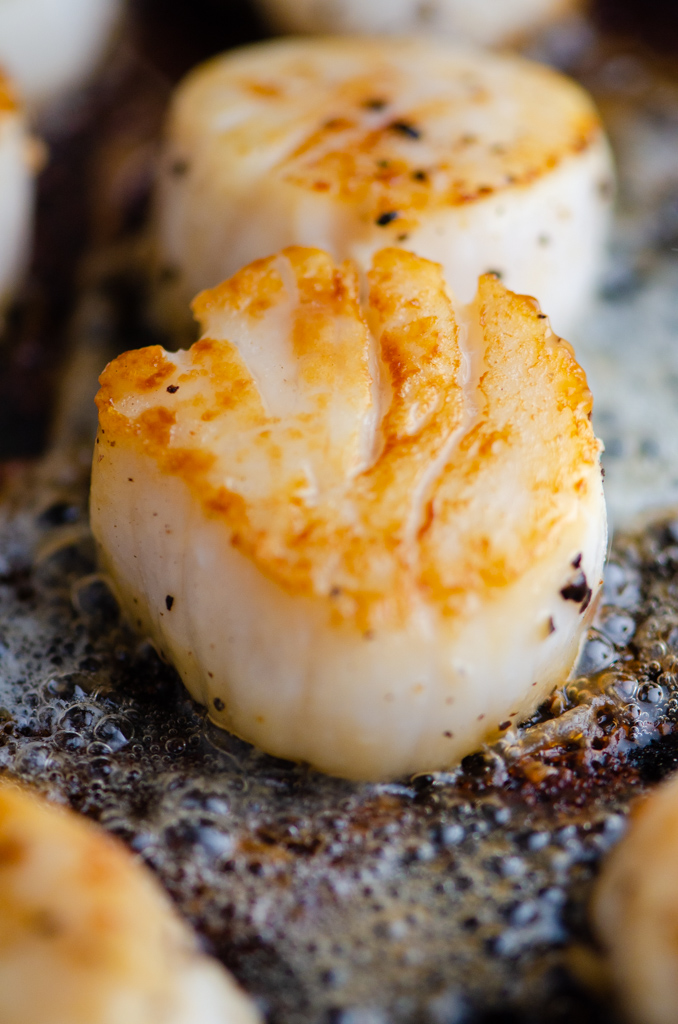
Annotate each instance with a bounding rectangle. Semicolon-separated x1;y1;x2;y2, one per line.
254;0;582;48
592;772;678;1024
0;781;261;1024
92;246;607;782
0;0;122;113
153;37;614;339
0;73;34;317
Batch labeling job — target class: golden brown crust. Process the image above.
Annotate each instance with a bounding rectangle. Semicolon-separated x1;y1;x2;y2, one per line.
0;782;186;1006
0;70;18;114
174;38;603;231
97;246;600;629
419;275;598;613
281;97;599;229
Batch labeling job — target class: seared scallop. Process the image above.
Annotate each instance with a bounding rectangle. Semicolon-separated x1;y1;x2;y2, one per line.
153;37;613;339
0;0;122;115
593;773;678;1024
92;246;606;781
0;780;260;1024
0;72;35;321
254;0;583;49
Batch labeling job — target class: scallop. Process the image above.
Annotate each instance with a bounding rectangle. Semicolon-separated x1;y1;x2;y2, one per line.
0;72;35;321
153;37;613;339
0;0;122;115
253;0;583;49
593;772;678;1024
92;245;606;781
0;780;260;1024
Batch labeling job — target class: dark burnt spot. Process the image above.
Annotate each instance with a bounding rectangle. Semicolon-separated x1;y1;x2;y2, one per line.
323;117;351;131
412;774;434;793
376;211;398;227
412;169;428;182
460;752;492;779
165;595;175;611
213;697;225;712
166;384;179;394
170;158;190;176
571;553;582;569
560;572;592;609
32;909;63;938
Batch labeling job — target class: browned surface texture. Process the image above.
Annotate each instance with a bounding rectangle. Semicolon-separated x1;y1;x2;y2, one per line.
96;249;600;627
2;1;678;1021
0;73;18;114
169;37;604;232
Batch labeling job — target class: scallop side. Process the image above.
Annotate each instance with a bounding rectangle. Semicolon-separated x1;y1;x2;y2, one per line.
592;771;678;1024
92;246;606;781
0;780;261;1024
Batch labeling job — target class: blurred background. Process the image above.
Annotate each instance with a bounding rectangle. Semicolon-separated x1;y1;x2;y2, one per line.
1;0;676;461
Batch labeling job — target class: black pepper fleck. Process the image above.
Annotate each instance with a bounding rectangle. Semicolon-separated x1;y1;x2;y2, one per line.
376;211;398;227
213;697;225;711
560;572;592;609
165;595;175;611
390;120;421;140
167;385;179;394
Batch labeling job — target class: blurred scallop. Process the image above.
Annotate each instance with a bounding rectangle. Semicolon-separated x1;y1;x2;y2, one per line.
0;780;261;1024
0;72;36;321
153;37;613;340
0;0;122;115
593;772;678;1024
92;246;606;781
253;0;584;49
